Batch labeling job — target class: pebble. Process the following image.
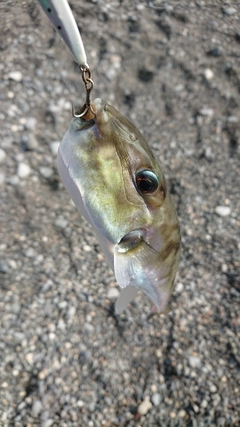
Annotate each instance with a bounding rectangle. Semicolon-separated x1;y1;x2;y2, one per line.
0;260;8;274
0;172;5;185
9;175;20;185
227;115;238;123
175;282;184;293
188;355;201;368
50;141;60;155
107;288;120;299
204;147;214;161
22;134;38;151
17;162;31;178
151;392;161;406
201;399;208;408
193;404;199;413
25;117;37;131
215;206;231;217
0;148;6;163
39;166;53;178
210;383;217;393
8;71;23;82
199;107;214;117
170;412;176;418
204;68;214;80
55;216;68;229
223;7;237;16
207;46;222;57
25;248;35;258
178;409;187;417
32;400;42;417
41;420;53;427
137;397;152;415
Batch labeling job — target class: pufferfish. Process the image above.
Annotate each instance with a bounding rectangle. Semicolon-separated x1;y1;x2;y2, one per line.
57;98;181;315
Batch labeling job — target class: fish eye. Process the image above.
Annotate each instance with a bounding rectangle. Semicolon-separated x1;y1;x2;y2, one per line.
135;170;159;194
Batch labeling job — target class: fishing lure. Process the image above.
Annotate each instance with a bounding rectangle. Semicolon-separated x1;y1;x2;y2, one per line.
37;0;181;314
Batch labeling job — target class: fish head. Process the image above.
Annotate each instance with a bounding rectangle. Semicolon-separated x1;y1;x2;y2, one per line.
57;98;181;314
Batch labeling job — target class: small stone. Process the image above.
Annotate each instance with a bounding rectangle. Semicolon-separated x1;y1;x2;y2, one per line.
0;173;5;185
17;162;31;178
9;175;20;185
188;355;201;368
83;244;92;252
199;107;214;117
201;399;208;408
38;369;48;380
207;46;222;57
25;117;37;131
107;288;120;299
215;206;231;217
210;384;217;393
204;68;214;80
8;71;23;82
55;216;68;229
204;147;214;161
175;84;184;92
193;404;199;413
0;148;6;163
32;400;42;417
178;409;187;417
213;394;221;406
175;282;184;293
170;412;176;418
41;420;53;427
22;134;38;151
58;301;68;309
25;353;34;364
50;141;60;155
221;263;228;273
137;397;152;415
0;260;8;274
151;393;161;406
223;7;237;16
83;323;94;333
39;166;53;178
227;115;238;123
25;248;35;258
77;400;84;408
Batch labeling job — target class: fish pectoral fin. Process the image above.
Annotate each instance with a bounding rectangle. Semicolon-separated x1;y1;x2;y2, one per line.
113;251;140;314
115;287;138;315
114;246;171;314
114;250;139;289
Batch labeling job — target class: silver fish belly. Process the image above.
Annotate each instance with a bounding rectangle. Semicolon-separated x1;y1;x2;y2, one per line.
57;98;181;314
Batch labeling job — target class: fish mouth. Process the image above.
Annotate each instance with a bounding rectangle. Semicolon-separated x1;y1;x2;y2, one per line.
74;116;95;131
92;98;110;125
115;230;144;253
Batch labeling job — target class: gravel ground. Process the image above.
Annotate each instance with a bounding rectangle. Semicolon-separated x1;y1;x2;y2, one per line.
0;1;240;426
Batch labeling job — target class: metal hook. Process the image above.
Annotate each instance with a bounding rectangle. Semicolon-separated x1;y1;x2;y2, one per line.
72;65;95;119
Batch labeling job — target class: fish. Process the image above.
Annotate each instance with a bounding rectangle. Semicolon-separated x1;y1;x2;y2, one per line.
57;98;181;315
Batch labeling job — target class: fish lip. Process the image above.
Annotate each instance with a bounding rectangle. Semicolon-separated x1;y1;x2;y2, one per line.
115;229;144;253
74;117;95;131
92;98;105;116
